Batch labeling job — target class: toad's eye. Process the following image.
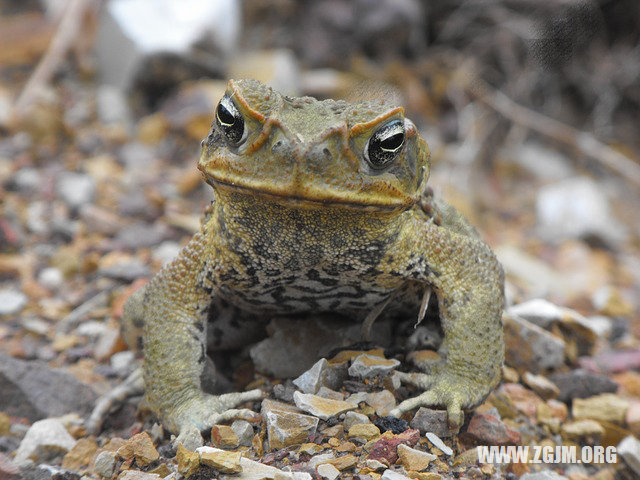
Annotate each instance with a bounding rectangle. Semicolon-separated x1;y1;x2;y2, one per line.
216;96;246;146
364;119;405;169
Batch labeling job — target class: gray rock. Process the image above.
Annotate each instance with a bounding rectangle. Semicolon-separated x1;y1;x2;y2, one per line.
261;399;319;450
115;222;171;249
348;354;400;379
0;353;97;421
504;314;566;373
344;411;369;430
230;420;254;447
56;172;96;209
619;435;640;476
12;168;42;194
93;450;117;479
410;407;451;438
98;260;150;281
272;382;296;403
550;369;618;403
536;176;626;246
250;317;359;378
14;419;76;464
0;289;27;315
293;358;328;394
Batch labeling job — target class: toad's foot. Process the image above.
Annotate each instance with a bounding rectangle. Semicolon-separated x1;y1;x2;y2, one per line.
171;389;263;449
389;372;484;431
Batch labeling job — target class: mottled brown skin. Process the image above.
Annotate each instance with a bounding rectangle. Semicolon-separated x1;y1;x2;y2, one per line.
125;79;504;447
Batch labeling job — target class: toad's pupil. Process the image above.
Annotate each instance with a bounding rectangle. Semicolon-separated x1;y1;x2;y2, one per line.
380;132;404;151
216;97;245;145
217;103;235;126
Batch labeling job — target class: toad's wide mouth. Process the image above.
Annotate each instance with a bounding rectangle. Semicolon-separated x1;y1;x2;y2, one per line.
205;175;419;212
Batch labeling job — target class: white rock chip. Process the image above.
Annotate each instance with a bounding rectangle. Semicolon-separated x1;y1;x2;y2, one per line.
425;432;453;456
14;418;77;463
0;289;27;315
56;172;96;209
618;435;640;476
381;469;412;480
316;463;340;480
507;298;563;329
536;176;626;246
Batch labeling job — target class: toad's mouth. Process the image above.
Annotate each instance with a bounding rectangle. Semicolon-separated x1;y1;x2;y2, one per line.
205;175;418;212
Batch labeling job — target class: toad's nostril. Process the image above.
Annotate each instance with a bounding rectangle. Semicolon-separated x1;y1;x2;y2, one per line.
323;148;331;159
272;140;283;152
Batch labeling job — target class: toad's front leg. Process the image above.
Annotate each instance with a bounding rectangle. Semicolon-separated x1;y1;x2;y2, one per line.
141;230;261;449
389;214;504;430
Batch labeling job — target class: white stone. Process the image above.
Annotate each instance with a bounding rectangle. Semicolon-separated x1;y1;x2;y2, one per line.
536;176;626;246
38;267;63;290
152;241;181;266
110;351;136;374
425;432;453;456
0;289;27;315
495;246;563;299
14;418;77;463
76;321;109;338
514;143;573;181
381;469;412;480
316;463;340;480
56;172;96;208
507;298;563;329
618;435;640;476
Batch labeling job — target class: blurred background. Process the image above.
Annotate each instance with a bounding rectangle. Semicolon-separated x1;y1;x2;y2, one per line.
1;0;640;476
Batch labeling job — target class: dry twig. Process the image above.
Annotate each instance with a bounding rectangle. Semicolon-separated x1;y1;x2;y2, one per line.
456;70;640;187
12;0;93;119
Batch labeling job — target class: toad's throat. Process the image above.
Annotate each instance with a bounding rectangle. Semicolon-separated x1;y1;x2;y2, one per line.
206;175;418;212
